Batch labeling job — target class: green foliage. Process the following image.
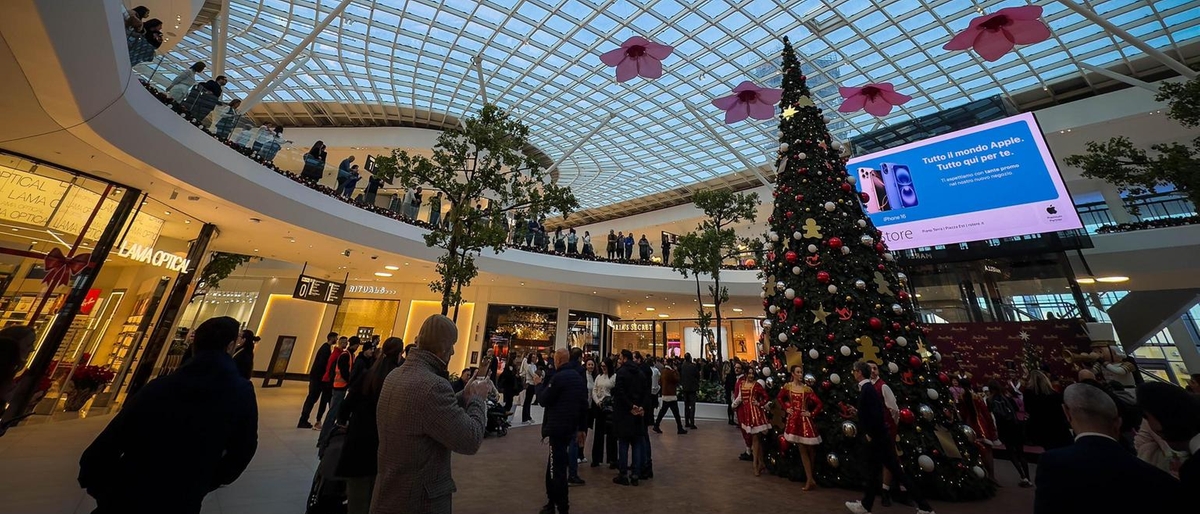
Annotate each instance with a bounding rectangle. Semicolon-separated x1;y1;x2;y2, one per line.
757;37;992;499
198;252;252;290
1064;76;1200;215
670;188;759;361
374;104;578;314
697;379;726;403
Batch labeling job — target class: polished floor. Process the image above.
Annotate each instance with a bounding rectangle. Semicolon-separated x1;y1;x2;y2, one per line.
0;382;1036;514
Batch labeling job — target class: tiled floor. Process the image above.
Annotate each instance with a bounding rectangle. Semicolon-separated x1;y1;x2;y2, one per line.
0;382;1036;514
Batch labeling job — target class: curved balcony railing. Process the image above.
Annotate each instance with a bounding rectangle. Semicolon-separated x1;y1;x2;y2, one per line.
1074;193;1198;234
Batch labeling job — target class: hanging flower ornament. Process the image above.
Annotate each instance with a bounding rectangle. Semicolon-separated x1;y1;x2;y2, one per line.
712;81;783;124
837;83;912;116
600;36;674;82
42;247;91;289
943;5;1051;62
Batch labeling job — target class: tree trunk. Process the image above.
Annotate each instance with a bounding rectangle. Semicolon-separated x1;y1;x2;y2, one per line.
714;275;724;364
694;273;707;353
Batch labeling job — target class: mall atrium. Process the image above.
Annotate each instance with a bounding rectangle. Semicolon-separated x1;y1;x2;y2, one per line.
1;0;1199;513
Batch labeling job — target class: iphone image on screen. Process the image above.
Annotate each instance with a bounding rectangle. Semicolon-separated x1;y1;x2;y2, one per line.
889;163;918;208
870;168;891;211
858;167;881;213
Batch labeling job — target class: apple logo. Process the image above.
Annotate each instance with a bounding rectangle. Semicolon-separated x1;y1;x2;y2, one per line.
1046;205;1058;215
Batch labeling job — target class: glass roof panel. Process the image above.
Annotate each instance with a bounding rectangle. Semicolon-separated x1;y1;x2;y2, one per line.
179;0;1200;209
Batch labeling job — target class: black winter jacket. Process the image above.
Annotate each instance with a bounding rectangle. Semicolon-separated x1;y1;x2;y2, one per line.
612;361;648;438
537;360;588;438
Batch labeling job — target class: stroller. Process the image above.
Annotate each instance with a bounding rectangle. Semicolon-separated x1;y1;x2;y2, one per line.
485;399;511;437
306;427;348;514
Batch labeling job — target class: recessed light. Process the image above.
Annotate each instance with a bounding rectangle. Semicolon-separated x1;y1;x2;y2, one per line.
164;211;171;215
592;291;597;294
184;220;191;224
702;303;716;308
253;249;259;252
249;217;261;223
10;228;17;232
1096;276;1129;283
374;272;393;277
915;293;922;298
520;282;525;286
658;314;669;318
1076;277;1096;284
732;308;743;312
645;307;655;311
384;265;400;271
404;262;409;266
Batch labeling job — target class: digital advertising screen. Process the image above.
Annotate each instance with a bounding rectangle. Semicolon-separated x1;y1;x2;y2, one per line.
847;112;1082;251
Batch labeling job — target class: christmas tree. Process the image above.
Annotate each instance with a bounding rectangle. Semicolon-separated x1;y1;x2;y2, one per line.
757;37;994;500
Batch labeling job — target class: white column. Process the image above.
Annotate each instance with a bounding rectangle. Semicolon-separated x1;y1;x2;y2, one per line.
1166;319;1200;374
1098;183;1134;224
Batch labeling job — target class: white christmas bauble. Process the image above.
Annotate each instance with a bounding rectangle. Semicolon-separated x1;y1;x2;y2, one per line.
830;373;841;384
832;140;843;150
797;152;807;159
760;291;767;299
918;455;935;472
857;219;867;228
840;345;852;357
841;246;851;255
927;388;939;401
892;304;904;314
779;142;790;152
792;266;802;275
896;336;908;347
887;362;899;374
933;352;942;362
776;281;786;290
897;272;908;284
827;285;838;294
768;305;779;314
822;115;830;123
855;279;867;290
847;175;857;185
769;231;779;242
793;231;803;240
785;288;796;300
808;349;819;360
807;244;818;253
778;333;789;342
762;320;772;328
860;234;874;246
824;202;836;212
972;466;986;479
883;252;894;262
762;367;772;377
766;377;774;388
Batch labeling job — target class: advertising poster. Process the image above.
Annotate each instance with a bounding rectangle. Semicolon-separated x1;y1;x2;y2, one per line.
847;113;1082;250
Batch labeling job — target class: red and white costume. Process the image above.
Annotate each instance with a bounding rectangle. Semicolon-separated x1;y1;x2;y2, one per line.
777;383;823;445
733;376;770;434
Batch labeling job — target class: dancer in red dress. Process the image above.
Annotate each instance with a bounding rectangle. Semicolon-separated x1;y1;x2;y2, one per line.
733;363;770;475
778;365;823;490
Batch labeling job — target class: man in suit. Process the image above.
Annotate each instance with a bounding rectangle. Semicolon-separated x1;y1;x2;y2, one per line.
1034;383;1183;513
846;362;934;514
79;317;257;514
298;332;337;428
372;315;489;514
534;347;588;514
678;353;701;429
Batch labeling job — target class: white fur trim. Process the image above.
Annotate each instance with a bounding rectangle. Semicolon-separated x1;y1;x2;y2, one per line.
743;423;771;434
784;433;822;445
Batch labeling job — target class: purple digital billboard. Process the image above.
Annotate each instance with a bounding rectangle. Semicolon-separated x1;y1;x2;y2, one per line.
847;112;1082;251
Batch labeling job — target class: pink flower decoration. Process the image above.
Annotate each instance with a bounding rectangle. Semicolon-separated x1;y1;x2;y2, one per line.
711;81;783;124
837;83;912;116
600;36;674;82
943;5;1051;62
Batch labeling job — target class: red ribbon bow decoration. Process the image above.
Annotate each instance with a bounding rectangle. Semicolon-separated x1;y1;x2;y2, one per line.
43;248;91;289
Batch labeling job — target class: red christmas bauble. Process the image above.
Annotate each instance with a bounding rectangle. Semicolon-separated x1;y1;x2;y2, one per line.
899;408;916;424
875;243;886;253
885;342;894;350
893;322;903;331
795;194;803;202
860;192;870;203
826;355;835;364
816;271;831;283
787;211;795;219
821;380;832;390
767;252;776;262
791;325;800;334
792;297;804;308
779;436;790;452
938;372;950;384
827;333;835;341
770;347;778;355
785;250;799;264
828;237;843;249
869;317;884;330
932;449;941;457
878;264;887;271
772;191;779;198
769;216;775;224
841;183;852;192
908;355;922;368
763;300;770;308
898;290;910;301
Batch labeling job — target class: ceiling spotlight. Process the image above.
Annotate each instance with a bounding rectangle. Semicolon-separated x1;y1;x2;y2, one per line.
1096;276;1130;283
702;303;716;308
184;220;191;224
374;272;393;277
732;308;743;312
645;307;655;311
520;282;525;286
249;217;261;223
342;249;352;257
164;211;171;215
384;265;400;271
658;314;669;318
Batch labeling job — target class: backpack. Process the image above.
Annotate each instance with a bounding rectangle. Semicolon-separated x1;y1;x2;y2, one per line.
991;395;1016;424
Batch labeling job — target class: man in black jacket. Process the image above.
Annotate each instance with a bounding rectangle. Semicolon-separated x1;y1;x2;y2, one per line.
636;353;656;479
611;349;646;486
298;332;337;428
678;353;700;429
535;348;588;514
1033;383;1184;514
845;362;934;514
79;317;257;514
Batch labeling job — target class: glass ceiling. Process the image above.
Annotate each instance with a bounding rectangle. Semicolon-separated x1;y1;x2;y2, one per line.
169;0;1200;209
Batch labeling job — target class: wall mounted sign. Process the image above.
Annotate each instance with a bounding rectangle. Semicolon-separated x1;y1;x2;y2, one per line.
613;321;655;332
293;274;345;305
116;242;191;272
346;284;398;295
79;288;103;315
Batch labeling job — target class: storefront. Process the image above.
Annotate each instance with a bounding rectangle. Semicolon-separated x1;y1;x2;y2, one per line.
567;310;603;354
610;320;658;356
0;152;211;424
659;317;764;362
483;304;558;369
